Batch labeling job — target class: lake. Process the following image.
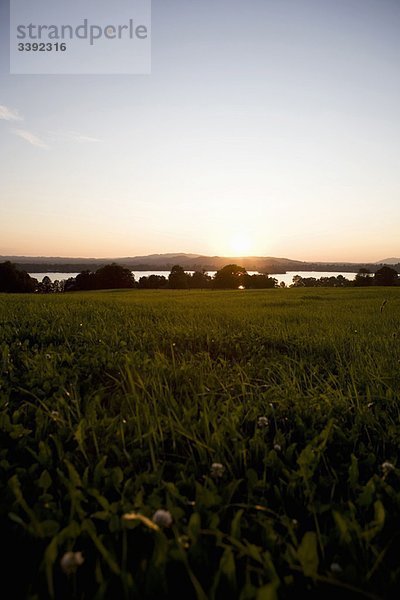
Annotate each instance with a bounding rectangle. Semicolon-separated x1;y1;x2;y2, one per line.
29;270;358;286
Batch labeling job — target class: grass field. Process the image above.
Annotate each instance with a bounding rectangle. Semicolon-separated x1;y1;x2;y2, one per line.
1;287;400;599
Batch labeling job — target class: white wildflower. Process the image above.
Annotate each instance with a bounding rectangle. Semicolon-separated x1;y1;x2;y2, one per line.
274;444;281;452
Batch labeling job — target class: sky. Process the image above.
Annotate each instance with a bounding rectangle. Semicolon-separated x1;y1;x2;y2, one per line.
1;0;399;262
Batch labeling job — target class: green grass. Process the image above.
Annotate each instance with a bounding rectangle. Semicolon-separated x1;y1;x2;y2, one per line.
1;287;400;599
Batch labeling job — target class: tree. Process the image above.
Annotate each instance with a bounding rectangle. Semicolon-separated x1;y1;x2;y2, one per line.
0;261;37;293
37;275;55;293
37;276;64;293
64;277;78;292
244;274;277;289
94;264;136;289
291;275;305;288
168;265;190;289
75;270;96;290
335;275;352;287
53;280;65;293
139;275;167;289
70;264;136;291
189;271;212;289
374;266;398;286
213;264;247;289
354;268;373;287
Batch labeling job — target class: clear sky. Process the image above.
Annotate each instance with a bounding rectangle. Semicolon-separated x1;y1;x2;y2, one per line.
1;0;399;261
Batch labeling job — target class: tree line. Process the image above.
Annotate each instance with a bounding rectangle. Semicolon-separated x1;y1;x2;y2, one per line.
290;267;399;288
63;264;278;291
0;261;398;293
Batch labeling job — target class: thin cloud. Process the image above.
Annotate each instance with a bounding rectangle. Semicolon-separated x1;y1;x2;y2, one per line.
48;130;102;143
13;129;48;149
0;104;23;121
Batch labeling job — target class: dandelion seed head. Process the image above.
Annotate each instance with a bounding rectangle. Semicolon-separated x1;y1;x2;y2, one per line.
210;462;225;479
152;509;173;528
257;416;269;429
60;551;84;575
330;562;342;574
382;461;395;475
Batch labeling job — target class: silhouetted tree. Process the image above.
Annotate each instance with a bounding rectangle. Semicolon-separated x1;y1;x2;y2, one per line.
374;266;398;286
94;264;135;289
0;262;37;293
189;271;212;289
53;280;64;293
37;275;54;293
291;275;352;288
244;274;277;289
168;265;190;289
139;275;168;289
68;264;135;291
335;275;352;287
355;268;373;287
64;277;79;292
291;275;305;287
75;270;95;290
37;276;64;293
213;264;247;289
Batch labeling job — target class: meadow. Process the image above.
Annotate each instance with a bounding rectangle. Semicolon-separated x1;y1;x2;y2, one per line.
1;287;400;599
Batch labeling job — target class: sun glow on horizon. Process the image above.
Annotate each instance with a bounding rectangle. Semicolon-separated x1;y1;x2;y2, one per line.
228;233;254;257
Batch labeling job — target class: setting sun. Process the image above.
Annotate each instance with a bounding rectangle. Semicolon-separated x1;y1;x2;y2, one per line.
229;233;253;256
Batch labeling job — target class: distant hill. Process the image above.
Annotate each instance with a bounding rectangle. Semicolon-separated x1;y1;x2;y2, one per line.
121;254;308;273
1;253;392;274
376;258;400;265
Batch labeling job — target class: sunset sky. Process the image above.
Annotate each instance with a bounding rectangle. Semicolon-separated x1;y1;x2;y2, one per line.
1;0;399;262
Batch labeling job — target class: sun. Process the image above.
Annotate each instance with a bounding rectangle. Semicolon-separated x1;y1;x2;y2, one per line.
229;233;253;256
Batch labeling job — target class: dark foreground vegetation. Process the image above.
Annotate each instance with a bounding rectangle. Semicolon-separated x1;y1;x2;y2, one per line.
1;261;399;294
1;287;400;599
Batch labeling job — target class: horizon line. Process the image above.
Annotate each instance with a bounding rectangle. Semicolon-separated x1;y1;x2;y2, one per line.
0;252;397;265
